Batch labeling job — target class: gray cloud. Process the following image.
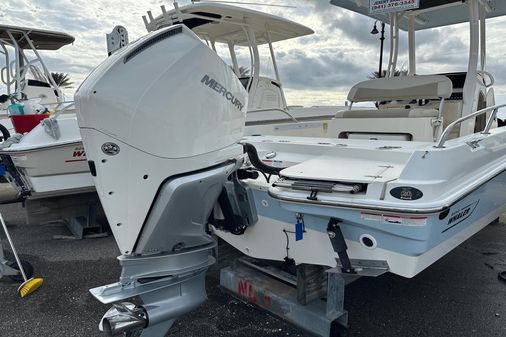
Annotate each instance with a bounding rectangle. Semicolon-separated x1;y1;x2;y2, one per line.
278;48;367;91
328;12;378;46
1;0;506;106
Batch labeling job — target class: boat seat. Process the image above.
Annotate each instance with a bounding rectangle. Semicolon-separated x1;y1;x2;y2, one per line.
348;75;453;102
336;108;439;118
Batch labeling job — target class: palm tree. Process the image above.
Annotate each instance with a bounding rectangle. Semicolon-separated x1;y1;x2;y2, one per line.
368;68;408;107
229;66;250;77
238;66;249;77
50;72;73;88
369;68;408;79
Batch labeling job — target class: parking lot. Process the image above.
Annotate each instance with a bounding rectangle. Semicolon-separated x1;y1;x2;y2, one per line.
0;200;505;337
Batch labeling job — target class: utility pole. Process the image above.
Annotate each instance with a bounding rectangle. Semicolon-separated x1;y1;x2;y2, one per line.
371;21;386;78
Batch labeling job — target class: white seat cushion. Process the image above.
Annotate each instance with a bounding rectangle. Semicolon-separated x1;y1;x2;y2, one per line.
348;75;453;102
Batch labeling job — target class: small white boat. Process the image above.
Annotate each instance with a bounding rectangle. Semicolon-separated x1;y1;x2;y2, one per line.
0;25;88;199
0;115;90;198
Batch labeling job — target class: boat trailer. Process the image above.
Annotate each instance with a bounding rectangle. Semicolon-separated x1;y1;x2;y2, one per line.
0;159;107;239
24;192;108;240
221;256;350;337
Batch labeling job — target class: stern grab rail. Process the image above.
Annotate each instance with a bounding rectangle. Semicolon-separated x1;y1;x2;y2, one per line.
435;104;506;148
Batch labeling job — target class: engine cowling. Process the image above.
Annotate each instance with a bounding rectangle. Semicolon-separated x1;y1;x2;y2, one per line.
75;24;248;254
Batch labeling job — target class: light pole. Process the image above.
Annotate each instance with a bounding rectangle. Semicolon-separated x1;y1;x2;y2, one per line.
371;21;386;78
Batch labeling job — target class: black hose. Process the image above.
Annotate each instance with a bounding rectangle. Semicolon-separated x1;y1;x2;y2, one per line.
0;123;11;142
243;143;282;176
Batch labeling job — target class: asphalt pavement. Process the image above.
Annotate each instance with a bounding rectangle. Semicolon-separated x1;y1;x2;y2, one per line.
0;199;505;337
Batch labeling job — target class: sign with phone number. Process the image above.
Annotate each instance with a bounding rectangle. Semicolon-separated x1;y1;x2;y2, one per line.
370;0;419;14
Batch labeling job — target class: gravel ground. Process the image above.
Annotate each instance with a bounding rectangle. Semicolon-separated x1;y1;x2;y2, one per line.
0;200;505;337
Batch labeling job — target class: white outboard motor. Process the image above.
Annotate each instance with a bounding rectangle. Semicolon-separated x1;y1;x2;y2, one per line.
76;24;254;337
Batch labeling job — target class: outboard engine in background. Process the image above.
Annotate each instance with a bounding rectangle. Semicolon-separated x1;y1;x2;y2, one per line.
75;24;252;337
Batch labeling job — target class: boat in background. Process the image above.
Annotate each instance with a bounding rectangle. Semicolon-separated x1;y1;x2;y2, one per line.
144;2;350;135
0;2;350;201
0;25;88;199
76;1;505;336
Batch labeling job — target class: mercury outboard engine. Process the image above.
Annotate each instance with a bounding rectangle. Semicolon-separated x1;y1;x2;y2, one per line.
76;24;255;337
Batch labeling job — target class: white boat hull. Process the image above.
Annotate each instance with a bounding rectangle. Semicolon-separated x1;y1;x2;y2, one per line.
0;115;93;198
214;128;506;278
4;143;92;198
215;171;506;278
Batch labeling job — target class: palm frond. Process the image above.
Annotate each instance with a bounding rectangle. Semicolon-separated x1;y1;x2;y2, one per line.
50;72;73;88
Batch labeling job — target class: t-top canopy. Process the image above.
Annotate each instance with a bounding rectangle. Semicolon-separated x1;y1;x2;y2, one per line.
0;24;75;50
330;0;506;31
149;2;314;46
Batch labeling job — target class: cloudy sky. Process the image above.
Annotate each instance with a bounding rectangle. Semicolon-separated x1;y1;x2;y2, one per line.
2;0;506;108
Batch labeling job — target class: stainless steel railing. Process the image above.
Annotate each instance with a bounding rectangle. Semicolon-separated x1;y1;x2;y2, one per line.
434;104;506;148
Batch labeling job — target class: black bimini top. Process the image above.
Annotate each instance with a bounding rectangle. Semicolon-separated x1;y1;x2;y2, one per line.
0;24;75;50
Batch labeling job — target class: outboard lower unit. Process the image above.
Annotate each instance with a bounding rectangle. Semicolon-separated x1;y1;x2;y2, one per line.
75;24;254;336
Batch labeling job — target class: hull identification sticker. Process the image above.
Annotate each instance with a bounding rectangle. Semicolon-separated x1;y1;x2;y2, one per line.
370;0;420;14
361;212;427;226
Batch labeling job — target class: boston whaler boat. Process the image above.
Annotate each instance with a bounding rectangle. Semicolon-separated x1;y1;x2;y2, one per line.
76;1;505;336
0;25;87;199
221;0;506;278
